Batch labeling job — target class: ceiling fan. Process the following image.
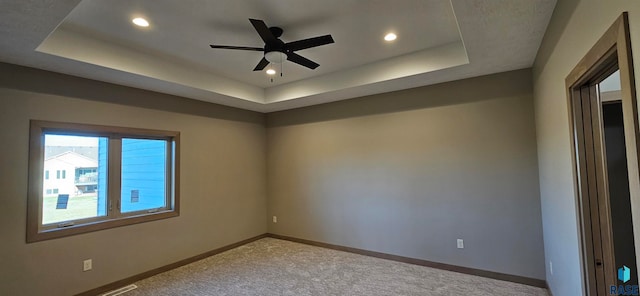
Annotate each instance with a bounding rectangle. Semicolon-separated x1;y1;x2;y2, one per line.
209;18;334;71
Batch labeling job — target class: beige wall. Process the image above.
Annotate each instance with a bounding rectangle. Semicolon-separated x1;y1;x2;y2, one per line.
0;52;550;294
0;64;267;295
533;1;640;295
266;69;546;279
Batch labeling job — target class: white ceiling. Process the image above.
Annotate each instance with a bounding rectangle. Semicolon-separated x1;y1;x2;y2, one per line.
0;0;556;112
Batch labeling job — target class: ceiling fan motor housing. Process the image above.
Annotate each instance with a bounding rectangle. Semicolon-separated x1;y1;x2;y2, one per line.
269;26;284;38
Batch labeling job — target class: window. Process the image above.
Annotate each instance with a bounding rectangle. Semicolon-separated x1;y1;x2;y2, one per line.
27;120;180;242
131;189;139;203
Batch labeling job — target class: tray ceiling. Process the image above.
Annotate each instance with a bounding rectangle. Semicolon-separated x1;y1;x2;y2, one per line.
0;0;556;112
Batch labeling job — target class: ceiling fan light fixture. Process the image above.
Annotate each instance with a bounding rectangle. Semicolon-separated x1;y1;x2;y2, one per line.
132;17;149;27
384;33;397;42
265;51;286;63
266;69;276;75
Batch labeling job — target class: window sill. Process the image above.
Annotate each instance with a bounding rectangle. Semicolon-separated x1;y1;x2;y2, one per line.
27;210;179;243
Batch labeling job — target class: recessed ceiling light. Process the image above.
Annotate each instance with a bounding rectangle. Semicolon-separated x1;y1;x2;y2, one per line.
266;69;276;75
132;17;149;27
384;33;397;42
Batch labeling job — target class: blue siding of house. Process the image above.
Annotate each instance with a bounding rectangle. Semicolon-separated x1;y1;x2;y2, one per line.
120;139;166;212
96;138;166;215
97;138;108;216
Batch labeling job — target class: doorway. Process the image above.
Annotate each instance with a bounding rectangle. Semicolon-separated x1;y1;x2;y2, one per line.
567;13;640;295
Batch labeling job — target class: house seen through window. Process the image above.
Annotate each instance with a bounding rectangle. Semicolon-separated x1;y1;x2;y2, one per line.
42;135;170;224
43;135;104;224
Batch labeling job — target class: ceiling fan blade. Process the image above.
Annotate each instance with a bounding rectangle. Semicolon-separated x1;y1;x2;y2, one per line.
253;57;270;71
285;35;334;51
249;18;277;44
210;45;264;51
286;52;319;69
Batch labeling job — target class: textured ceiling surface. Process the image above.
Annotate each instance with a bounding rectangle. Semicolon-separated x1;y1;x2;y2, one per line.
0;0;556;112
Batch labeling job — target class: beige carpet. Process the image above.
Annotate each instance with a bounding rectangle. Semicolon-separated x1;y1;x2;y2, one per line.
124;238;548;296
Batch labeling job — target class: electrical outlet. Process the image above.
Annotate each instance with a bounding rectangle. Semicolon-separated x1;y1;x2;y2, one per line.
457;239;464;249
550;261;553;275
272;216;277;223
83;259;92;272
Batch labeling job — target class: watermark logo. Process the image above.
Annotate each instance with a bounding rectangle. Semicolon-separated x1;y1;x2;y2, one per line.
611;265;639;295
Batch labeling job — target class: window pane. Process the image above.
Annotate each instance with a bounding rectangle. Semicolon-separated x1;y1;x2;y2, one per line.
121;138;167;213
43;134;107;224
